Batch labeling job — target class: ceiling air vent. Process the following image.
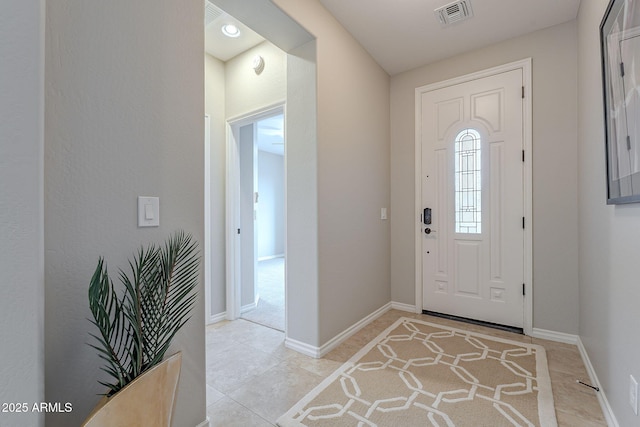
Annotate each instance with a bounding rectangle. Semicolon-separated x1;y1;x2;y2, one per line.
434;0;474;26
205;0;223;27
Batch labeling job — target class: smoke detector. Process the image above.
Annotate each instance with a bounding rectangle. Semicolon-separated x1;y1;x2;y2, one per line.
434;0;474;26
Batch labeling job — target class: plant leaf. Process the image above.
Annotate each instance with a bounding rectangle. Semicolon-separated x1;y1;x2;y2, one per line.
87;232;200;395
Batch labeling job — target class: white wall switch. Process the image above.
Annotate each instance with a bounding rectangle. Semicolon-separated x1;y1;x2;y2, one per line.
381;208;388;220
138;196;159;227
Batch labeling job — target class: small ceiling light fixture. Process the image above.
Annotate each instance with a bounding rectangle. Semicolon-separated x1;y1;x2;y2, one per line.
252;55;265;74
221;23;240;38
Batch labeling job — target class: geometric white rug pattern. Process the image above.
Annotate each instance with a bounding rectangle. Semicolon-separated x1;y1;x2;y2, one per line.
278;317;557;427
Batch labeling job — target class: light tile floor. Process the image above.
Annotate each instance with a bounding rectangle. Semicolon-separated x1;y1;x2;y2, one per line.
206;309;607;426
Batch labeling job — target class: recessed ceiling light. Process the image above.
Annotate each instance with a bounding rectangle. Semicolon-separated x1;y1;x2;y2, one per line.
221;23;240;38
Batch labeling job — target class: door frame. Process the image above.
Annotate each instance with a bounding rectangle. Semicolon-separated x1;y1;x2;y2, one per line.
414;59;533;335
225;102;286;322
204;114;214;324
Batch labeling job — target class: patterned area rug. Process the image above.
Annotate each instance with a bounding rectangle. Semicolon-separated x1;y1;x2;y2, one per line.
277;317;557;427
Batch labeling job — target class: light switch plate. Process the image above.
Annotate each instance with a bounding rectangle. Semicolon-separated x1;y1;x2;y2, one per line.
381;208;388;220
138;196;159;227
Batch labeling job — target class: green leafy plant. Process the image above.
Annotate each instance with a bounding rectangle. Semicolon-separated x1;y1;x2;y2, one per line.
88;231;199;396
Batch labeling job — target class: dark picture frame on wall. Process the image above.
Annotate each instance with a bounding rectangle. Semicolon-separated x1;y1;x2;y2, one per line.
601;0;640;204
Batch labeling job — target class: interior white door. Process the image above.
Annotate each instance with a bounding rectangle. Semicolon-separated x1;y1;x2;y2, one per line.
421;69;524;328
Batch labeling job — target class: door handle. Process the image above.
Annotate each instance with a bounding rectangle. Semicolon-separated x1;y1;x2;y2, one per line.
424;228;436;235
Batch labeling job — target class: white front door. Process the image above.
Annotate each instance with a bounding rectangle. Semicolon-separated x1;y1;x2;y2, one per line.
420;68;525;328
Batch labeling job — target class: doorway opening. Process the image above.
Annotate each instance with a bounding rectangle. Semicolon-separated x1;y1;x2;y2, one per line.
203;0;318;354
230;109;285;331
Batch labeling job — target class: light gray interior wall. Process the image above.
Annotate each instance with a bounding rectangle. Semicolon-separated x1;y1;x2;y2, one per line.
284;40;320;345
390;21;579;334
44;1;206;426
274;0;391;345
225;41;286;120
0;1;45;426
239;125;257;307
205;54;227;317
578;2;640;425
258;150;285;258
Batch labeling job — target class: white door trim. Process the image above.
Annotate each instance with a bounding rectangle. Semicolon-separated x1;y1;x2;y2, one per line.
225;102;286;322
414;58;533;335
204;114;214;325
225;119;241;321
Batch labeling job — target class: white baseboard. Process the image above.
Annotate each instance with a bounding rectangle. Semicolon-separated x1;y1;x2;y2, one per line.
195;417;210;427
530;328;579;345
284;302;393;359
577;337;619;427
530;329;619;426
208;311;227;325
390;301;418;313
317;302;392;358
241;296;259;314
258;254;284;261
284;337;321;358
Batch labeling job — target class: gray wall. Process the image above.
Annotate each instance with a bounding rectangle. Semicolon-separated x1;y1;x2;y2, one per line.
205;54;227;318
390;21;580;334
0;1;45;426
44;1;206;426
284;40;320;345
578;1;640;425
274;0;391;345
258;150;285;259
225;42;287;120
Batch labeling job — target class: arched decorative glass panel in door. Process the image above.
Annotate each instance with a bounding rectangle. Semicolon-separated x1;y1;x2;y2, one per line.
454;129;482;234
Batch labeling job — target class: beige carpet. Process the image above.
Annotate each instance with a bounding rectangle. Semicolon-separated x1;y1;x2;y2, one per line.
278;317;557;427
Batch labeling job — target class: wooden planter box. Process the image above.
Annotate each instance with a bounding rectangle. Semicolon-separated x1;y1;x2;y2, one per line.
82;352;182;427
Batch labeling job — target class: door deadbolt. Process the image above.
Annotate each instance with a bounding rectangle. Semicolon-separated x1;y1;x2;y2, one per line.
423;208;432;225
